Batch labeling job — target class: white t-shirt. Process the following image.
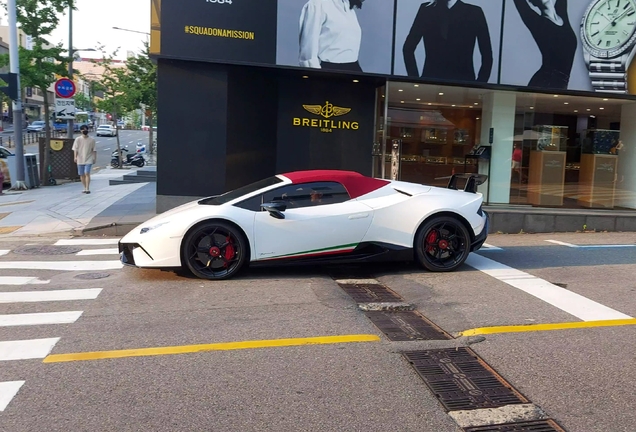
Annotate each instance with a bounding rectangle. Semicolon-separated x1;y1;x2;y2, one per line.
72;135;96;165
299;0;362;68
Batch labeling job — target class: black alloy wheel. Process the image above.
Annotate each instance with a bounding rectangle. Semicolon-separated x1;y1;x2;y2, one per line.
415;216;471;272
182;221;247;280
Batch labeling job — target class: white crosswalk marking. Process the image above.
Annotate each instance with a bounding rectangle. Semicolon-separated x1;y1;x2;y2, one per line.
466;254;632;321
0;311;83;327
55;239;120;246
0;250;9;256
0;381;25;411
0;338;60;361
0;260;122;271
0;288;102;304
0;277;50;285
76;248;119;256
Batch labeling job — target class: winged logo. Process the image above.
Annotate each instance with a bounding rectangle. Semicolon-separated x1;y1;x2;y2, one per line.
303;101;352;119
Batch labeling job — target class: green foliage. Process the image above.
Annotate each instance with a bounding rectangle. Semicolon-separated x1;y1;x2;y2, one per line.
73;91;90;111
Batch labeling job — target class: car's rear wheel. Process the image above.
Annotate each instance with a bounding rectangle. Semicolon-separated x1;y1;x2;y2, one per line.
415;216;471;272
182;221;247;280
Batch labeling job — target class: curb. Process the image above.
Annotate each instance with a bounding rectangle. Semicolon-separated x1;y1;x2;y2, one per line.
72;222;138;237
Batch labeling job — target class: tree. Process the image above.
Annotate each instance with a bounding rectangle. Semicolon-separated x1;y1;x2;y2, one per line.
94;47;135;168
73;91;90;111
120;42;157;154
0;0;76;185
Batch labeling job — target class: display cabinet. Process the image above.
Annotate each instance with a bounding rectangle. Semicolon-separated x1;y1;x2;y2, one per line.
581;129;621;155
577;154;618;208
527;150;567;206
532;125;568;152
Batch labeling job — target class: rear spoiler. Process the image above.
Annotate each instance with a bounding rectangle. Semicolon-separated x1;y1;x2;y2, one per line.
437;173;488;194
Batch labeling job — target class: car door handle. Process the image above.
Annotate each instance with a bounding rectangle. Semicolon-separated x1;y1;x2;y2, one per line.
348;213;369;220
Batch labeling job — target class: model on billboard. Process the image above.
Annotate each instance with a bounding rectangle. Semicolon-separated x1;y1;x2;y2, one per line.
513;0;576;89
402;0;492;82
298;0;365;72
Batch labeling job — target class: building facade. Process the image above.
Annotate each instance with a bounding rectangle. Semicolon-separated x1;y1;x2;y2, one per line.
151;0;636;218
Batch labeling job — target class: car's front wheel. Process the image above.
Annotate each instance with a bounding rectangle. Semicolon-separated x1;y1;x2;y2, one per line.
182;221;247;280
415;216;471;272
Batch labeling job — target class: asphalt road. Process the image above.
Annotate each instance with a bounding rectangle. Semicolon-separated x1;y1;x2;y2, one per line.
0;231;635;431
19;129;153;172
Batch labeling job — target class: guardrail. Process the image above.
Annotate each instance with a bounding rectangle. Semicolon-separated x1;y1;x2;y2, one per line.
0;130;68;148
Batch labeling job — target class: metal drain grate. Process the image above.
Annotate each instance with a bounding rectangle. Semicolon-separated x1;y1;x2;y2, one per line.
337;282;403;303
463;419;566;432
403;347;528;411
366;311;452;341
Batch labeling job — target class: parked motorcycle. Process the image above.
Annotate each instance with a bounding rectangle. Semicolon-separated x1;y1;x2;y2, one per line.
111;147;145;168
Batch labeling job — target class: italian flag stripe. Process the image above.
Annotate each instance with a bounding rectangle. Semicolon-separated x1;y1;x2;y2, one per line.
261;243;358;261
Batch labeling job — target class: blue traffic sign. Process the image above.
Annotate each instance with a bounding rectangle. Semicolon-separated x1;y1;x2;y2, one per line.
55;78;76;98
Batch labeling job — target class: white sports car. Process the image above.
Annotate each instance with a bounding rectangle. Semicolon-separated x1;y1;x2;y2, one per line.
119;170;489;280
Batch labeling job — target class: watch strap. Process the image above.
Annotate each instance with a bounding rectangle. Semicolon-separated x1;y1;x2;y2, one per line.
588;58;629;94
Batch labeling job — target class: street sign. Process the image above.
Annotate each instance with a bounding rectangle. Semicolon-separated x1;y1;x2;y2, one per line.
54;78;76;99
55;98;76;119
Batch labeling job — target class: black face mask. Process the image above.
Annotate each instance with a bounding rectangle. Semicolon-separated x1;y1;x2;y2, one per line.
82;130;88;135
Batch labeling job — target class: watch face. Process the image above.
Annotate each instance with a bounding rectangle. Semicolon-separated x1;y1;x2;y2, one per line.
582;0;636;57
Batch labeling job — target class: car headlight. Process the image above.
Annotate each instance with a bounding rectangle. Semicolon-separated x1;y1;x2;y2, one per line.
140;221;170;234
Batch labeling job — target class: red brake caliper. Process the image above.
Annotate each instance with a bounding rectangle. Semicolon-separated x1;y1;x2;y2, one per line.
223;235;235;268
426;230;437;252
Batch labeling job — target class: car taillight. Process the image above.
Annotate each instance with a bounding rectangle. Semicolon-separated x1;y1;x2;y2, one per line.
477;204;483;216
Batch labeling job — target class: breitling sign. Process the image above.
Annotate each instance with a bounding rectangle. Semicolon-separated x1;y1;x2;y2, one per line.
293;101;359;133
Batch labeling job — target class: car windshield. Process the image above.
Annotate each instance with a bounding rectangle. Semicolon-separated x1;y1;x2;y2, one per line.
32;121;45;125
199;176;283;206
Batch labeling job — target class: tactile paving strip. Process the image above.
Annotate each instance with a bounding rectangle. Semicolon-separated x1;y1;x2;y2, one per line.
365;311;452;341
463;419;566;432
403;347;529;411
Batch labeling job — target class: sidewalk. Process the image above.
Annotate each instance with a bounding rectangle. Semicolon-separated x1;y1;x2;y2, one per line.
0;167;156;238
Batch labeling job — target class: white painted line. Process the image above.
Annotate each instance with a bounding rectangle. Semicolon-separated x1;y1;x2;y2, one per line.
76;248;119;256
545;240;635;248
0;381;25;411
0;288;102;304
0;338;60;361
480;243;503;251
0;276;50;285
0;261;122;271
546;240;578;247
0;311;83;327
55;239;120;246
466;254;632;321
0;250;9;256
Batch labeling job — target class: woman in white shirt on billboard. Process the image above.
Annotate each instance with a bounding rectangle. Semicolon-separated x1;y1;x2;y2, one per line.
298;0;365;72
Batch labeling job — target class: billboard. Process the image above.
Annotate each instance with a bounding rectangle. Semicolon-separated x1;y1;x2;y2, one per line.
156;0;636;96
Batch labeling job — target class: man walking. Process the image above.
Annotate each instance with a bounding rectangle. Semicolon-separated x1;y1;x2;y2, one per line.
72;125;97;194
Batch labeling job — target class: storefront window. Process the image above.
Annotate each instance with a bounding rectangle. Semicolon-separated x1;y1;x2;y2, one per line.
381;81;636;210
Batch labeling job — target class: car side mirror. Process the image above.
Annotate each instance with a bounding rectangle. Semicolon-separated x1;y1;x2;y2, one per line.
261;201;286;219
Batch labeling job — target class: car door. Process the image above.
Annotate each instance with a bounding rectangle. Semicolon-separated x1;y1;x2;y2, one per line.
252;182;374;261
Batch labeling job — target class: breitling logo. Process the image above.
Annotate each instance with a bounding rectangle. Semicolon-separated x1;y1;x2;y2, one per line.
294;101;359;133
303;101;351;119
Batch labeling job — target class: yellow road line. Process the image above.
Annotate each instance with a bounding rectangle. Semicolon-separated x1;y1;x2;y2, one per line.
0;226;22;234
43;334;381;363
460;318;636;336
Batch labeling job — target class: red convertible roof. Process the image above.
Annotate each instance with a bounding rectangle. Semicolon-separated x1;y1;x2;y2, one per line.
280;170;389;199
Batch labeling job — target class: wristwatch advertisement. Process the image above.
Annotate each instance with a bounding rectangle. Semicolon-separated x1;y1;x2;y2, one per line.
581;0;636;94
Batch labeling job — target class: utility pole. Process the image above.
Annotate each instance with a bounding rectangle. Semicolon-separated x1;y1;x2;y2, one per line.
66;6;74;139
8;0;25;190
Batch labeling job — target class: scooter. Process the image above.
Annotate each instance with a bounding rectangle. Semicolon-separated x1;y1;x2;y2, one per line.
111;147;145;168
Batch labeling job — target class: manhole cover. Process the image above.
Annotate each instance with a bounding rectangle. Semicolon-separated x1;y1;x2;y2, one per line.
13;245;82;255
366;311;452;341
464;419;566;432
74;273;111;280
403;347;529;411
